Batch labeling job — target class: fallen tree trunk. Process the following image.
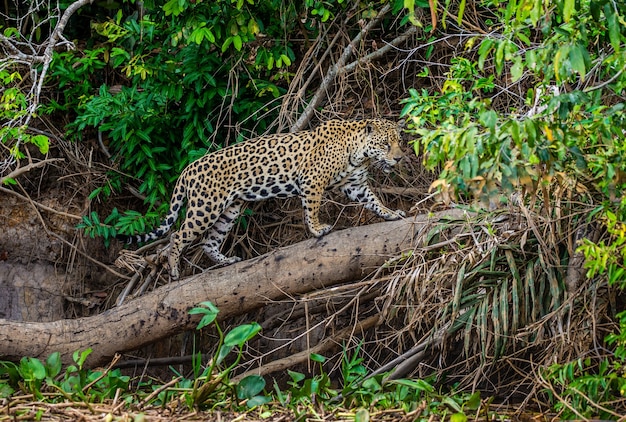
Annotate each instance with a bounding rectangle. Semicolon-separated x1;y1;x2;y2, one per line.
0;210;466;366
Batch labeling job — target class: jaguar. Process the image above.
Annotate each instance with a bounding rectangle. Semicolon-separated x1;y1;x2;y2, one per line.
119;119;405;280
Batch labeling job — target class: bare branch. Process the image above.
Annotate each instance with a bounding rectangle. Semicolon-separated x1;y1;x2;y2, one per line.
0;210;467;366
0;158;64;185
290;4;392;132
29;0;95;124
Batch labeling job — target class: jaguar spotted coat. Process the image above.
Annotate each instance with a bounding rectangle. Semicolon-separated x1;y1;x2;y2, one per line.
120;119;405;280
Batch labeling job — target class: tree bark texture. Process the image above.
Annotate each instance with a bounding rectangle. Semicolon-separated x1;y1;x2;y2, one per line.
0;210;467;366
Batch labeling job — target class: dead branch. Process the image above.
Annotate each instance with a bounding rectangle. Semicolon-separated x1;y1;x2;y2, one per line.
233;315;380;382
290;4;392;132
0;210;468;367
0;158;64;185
30;0;95;120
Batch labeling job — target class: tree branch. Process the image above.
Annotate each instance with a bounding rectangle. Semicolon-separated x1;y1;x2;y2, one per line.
0;158;64;185
29;0;95;123
290;4;392;132
0;210;467;367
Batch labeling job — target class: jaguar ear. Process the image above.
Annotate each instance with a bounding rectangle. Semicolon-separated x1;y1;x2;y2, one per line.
365;121;376;134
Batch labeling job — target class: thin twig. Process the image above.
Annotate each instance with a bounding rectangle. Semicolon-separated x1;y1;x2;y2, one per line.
16;181;131;280
0;158;64;185
138;376;183;409
291;4;391;132
233;314;380;382
0;185;82;221
81;354;121;393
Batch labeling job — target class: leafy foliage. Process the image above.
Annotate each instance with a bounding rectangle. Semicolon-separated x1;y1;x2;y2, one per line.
47;0;314;233
0;68;50;185
0;349;129;402
401;0;626;417
0;303;494;420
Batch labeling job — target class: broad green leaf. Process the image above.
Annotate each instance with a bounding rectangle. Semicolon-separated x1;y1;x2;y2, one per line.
30;134;49;154
355;408;370;422
605;4;621;53
216;344;233;365
478;38;494;71
248;18;260;35
569;44;586;81
233;35;243;51
479;110;497;131
553;45;569;81
246;395;271;408
495;40;505;74
20;357;46;381
189;301;219;329
310;353;326;363
530;0;541;26
224;322;261;347
450;412;468;422
46;352;62;378
562;0;574;22
162;0;185;16
510;56;524;82
0;383;14;398
236;375;266;399
280;54;291;66
288;370;305;383
389;378;434;392
221;37;233;52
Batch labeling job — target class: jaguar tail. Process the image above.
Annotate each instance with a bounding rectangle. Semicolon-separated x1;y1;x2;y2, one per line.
116;181;186;245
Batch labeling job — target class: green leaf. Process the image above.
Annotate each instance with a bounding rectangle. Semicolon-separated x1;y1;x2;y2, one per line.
479;110;497;131
224;322;261;347
562;0;575;22
495;40;505;74
162;0;184;16
510;56;524;82
0;383;15;398
20;357;46;381
569;44;587;81
450;412;467;422
46;352;62;378
189;301;219;329
233;35;243;51
457;0;466;25
74;348;92;369
477;39;493;70
236;375;266;399
465;390;481;410
605;4;621;53
280;54;291;67
288;370;305;384
30;134;49;154
310;353;326;363
246;395;271;408
355;408;370;422
216;344;233;365
553;45;570;82
221;37;233;52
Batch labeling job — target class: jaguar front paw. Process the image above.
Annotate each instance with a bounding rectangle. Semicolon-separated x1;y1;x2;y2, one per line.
380;209;405;220
310;223;333;237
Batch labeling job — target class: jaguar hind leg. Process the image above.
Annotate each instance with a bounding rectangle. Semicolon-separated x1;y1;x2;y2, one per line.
201;199;244;265
301;192;333;237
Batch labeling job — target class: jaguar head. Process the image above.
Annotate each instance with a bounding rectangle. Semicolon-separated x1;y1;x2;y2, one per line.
365;119;404;173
